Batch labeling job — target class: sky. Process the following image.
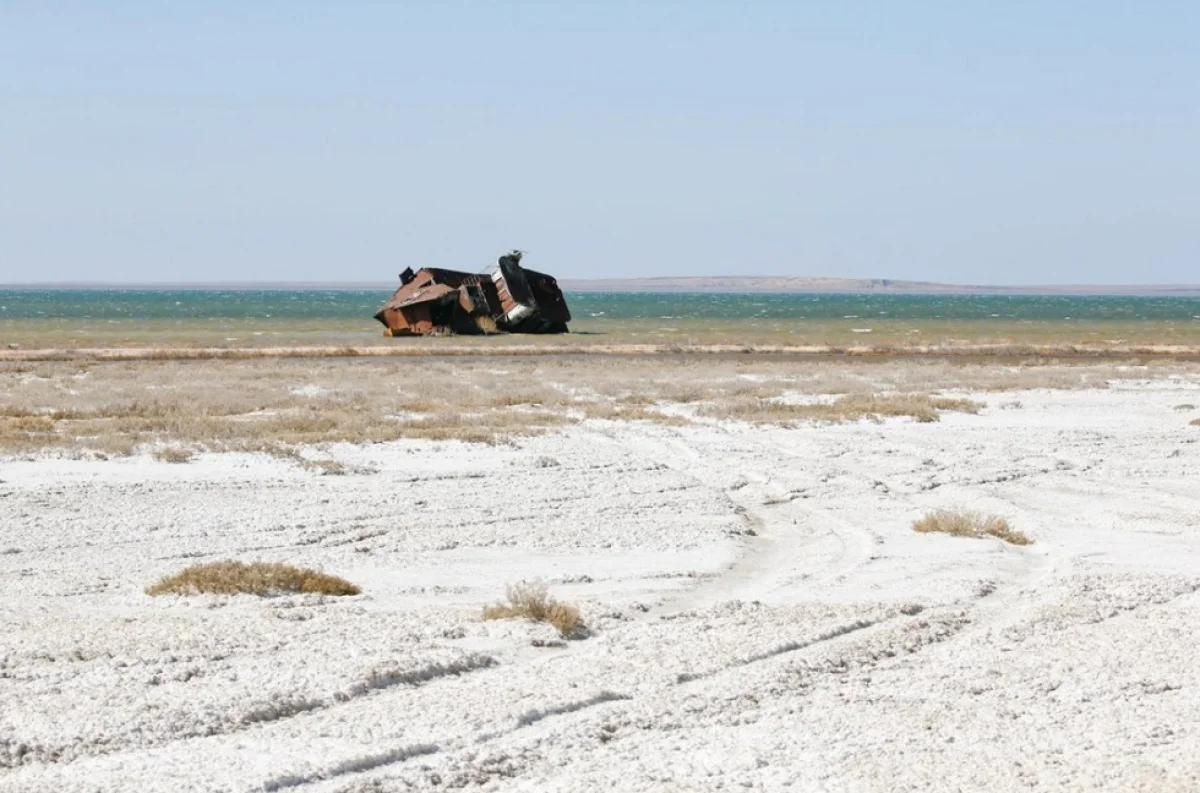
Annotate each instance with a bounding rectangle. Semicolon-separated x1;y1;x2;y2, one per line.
1;1;1197;284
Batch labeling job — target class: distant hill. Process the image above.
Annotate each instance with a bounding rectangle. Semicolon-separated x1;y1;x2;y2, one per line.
0;281;397;291
4;277;1199;296
558;276;1200;296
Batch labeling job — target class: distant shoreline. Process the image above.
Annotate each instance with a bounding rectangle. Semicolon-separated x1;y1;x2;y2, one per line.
2;276;1200;296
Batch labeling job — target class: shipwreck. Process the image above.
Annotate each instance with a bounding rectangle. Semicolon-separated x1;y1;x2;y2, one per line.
374;251;571;336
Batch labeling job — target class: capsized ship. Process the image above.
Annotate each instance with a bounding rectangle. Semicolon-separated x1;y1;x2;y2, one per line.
373;251;571;336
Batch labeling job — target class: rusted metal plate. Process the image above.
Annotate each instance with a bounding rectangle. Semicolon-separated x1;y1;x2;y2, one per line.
393;283;456;309
373;251;570;336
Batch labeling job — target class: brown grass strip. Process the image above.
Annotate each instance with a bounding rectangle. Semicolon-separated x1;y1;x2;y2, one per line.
3;357;1194;457
146;561;360;597
705;393;984;425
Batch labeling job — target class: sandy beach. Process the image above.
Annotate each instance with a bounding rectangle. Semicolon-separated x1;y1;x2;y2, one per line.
2;358;1200;791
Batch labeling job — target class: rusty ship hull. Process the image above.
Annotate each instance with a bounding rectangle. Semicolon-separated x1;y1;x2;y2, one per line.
373;251;570;336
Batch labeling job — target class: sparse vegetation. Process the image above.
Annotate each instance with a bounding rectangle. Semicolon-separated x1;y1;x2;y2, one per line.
482;580;586;638
929;396;984;414
146;561;361;597
0;361;573;455
2;357;1196;457
303;458;349;475
704;393;984;425
153;446;195;463
912;509;1031;546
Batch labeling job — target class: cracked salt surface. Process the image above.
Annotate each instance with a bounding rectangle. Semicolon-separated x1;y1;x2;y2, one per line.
2;383;1200;791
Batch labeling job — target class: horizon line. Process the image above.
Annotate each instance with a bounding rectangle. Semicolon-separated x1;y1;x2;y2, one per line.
2;276;1200;295
2;277;1200;298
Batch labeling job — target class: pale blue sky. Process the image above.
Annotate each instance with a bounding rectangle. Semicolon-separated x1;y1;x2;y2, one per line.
1;1;1196;283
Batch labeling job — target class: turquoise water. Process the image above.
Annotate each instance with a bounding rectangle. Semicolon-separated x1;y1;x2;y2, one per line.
3;289;1199;349
3;290;1200;322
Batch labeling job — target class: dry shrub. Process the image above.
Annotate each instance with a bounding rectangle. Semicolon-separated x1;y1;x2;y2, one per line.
1175;403;1196;411
831;394;936;422
249;445;355;475
663;385;706;404
912;509;1031;546
1191;418;1200;426
929;396;983;414
583;402;688;424
146;560;360;597
482;580;586;638
616;391;656;406
153;446;195;463
0;415;56;446
490;389;573;408
303;458;349;475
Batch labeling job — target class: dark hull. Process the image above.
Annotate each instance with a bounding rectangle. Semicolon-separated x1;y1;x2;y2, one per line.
374;252;570;337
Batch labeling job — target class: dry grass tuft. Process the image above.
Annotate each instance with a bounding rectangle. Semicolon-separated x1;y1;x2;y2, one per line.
153;446;195;463
583;402;690;424
146;560;361;597
482;580;586;638
929;396;984;414
912;509;1031;545
303;458;350;475
1174;403;1196;411
1191;418;1200;426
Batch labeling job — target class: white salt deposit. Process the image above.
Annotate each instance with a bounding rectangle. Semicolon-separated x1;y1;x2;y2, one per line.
2;381;1199;791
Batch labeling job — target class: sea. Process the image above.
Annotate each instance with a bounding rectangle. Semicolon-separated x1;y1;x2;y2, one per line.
3;289;1200;349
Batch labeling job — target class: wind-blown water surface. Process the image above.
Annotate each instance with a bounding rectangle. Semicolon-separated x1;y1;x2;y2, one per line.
2;290;1199;348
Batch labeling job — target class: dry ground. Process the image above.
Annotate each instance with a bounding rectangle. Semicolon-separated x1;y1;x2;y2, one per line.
3;356;1200;792
1;356;1192;457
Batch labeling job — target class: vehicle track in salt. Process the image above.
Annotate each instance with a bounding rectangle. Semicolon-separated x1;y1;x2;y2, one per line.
596;416;1065;659
584;424;877;612
745;418;1068;629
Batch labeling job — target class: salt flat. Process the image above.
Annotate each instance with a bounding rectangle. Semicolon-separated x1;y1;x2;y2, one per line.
2;377;1200;791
